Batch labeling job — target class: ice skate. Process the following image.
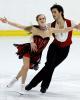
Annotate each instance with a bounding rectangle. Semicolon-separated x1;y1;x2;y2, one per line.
6;77;18;88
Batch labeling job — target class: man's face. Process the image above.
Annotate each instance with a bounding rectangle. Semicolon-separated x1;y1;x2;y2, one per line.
51;8;62;20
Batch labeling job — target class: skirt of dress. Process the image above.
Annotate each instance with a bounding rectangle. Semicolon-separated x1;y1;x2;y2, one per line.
13;43;42;70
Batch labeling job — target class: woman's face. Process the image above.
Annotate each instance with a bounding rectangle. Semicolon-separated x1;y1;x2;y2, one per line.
37;15;46;27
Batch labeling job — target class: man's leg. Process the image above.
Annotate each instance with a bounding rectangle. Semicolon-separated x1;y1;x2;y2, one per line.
25;43;55;91
40;45;70;93
40;43;57;93
25;66;48;90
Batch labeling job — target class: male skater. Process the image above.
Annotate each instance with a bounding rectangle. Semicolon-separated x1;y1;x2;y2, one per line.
25;4;80;93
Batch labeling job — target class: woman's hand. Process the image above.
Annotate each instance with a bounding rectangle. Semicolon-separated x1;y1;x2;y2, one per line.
0;17;8;23
31;42;38;52
0;17;27;29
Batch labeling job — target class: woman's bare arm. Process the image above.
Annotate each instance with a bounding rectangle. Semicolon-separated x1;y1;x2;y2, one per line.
0;17;32;32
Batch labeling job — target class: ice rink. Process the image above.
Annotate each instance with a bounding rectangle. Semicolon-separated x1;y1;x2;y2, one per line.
0;36;80;100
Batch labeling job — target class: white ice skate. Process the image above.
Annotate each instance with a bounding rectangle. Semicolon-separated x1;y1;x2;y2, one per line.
16;84;28;95
20;83;25;91
6;77;18;88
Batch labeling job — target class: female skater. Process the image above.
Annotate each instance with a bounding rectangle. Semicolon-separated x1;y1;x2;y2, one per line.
0;14;77;91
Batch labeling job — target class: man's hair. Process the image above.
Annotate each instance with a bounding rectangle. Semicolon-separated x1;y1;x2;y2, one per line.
50;4;64;19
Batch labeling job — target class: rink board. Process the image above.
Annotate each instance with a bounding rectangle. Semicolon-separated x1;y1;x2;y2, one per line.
0;30;80;36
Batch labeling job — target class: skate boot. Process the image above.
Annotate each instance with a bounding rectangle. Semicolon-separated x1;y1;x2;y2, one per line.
7;77;18;88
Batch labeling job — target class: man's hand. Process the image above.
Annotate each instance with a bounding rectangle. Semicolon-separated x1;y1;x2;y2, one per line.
74;23;80;30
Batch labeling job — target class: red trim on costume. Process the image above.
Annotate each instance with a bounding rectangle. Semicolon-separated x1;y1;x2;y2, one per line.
24;53;30;58
52;19;72;48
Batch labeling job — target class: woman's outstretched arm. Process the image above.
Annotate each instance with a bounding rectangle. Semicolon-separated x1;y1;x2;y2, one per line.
0;17;32;32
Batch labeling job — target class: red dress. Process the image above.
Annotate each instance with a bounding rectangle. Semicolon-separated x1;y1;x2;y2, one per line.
14;35;49;70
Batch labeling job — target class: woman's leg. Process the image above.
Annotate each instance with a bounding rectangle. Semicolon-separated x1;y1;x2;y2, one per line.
7;56;30;88
16;56;30;84
16;65;24;80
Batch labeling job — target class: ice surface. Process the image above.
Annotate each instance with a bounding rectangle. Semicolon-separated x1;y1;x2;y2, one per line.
0;36;80;100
